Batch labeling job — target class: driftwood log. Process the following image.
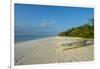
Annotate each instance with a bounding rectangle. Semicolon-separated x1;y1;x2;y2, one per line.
61;39;93;47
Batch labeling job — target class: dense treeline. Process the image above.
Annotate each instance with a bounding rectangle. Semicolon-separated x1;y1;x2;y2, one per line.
59;18;94;38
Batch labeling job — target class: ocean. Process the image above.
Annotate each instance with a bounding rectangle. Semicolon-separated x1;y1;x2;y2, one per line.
15;35;55;43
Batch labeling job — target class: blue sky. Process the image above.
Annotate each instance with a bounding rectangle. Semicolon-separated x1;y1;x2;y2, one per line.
15;3;94;35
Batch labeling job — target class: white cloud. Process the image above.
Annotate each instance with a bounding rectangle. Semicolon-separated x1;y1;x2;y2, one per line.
40;19;48;28
40;19;56;28
51;20;56;25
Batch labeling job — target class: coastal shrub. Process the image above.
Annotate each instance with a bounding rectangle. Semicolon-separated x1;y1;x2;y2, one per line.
59;18;94;38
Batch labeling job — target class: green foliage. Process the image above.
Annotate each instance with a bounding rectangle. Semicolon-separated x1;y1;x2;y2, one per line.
59;18;94;38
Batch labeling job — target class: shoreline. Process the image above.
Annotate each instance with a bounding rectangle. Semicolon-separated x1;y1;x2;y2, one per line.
15;36;94;65
15;36;57;43
15;36;92;44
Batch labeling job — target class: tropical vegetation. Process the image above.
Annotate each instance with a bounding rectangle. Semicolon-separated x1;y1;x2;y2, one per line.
59;18;94;38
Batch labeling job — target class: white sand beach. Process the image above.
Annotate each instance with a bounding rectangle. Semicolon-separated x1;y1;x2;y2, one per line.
15;36;94;65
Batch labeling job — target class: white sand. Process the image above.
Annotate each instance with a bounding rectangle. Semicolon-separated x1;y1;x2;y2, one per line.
15;36;94;65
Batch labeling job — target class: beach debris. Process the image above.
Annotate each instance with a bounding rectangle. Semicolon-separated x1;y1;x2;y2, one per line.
60;39;93;50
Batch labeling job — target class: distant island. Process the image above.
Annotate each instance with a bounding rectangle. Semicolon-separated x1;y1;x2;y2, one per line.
59;18;94;38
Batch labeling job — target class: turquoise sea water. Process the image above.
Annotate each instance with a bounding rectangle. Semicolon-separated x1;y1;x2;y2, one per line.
15;35;55;43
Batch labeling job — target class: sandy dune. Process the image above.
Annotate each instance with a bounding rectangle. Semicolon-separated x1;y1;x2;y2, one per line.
15;36;94;65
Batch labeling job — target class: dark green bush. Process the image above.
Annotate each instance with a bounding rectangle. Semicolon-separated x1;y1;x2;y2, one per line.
59;18;94;38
